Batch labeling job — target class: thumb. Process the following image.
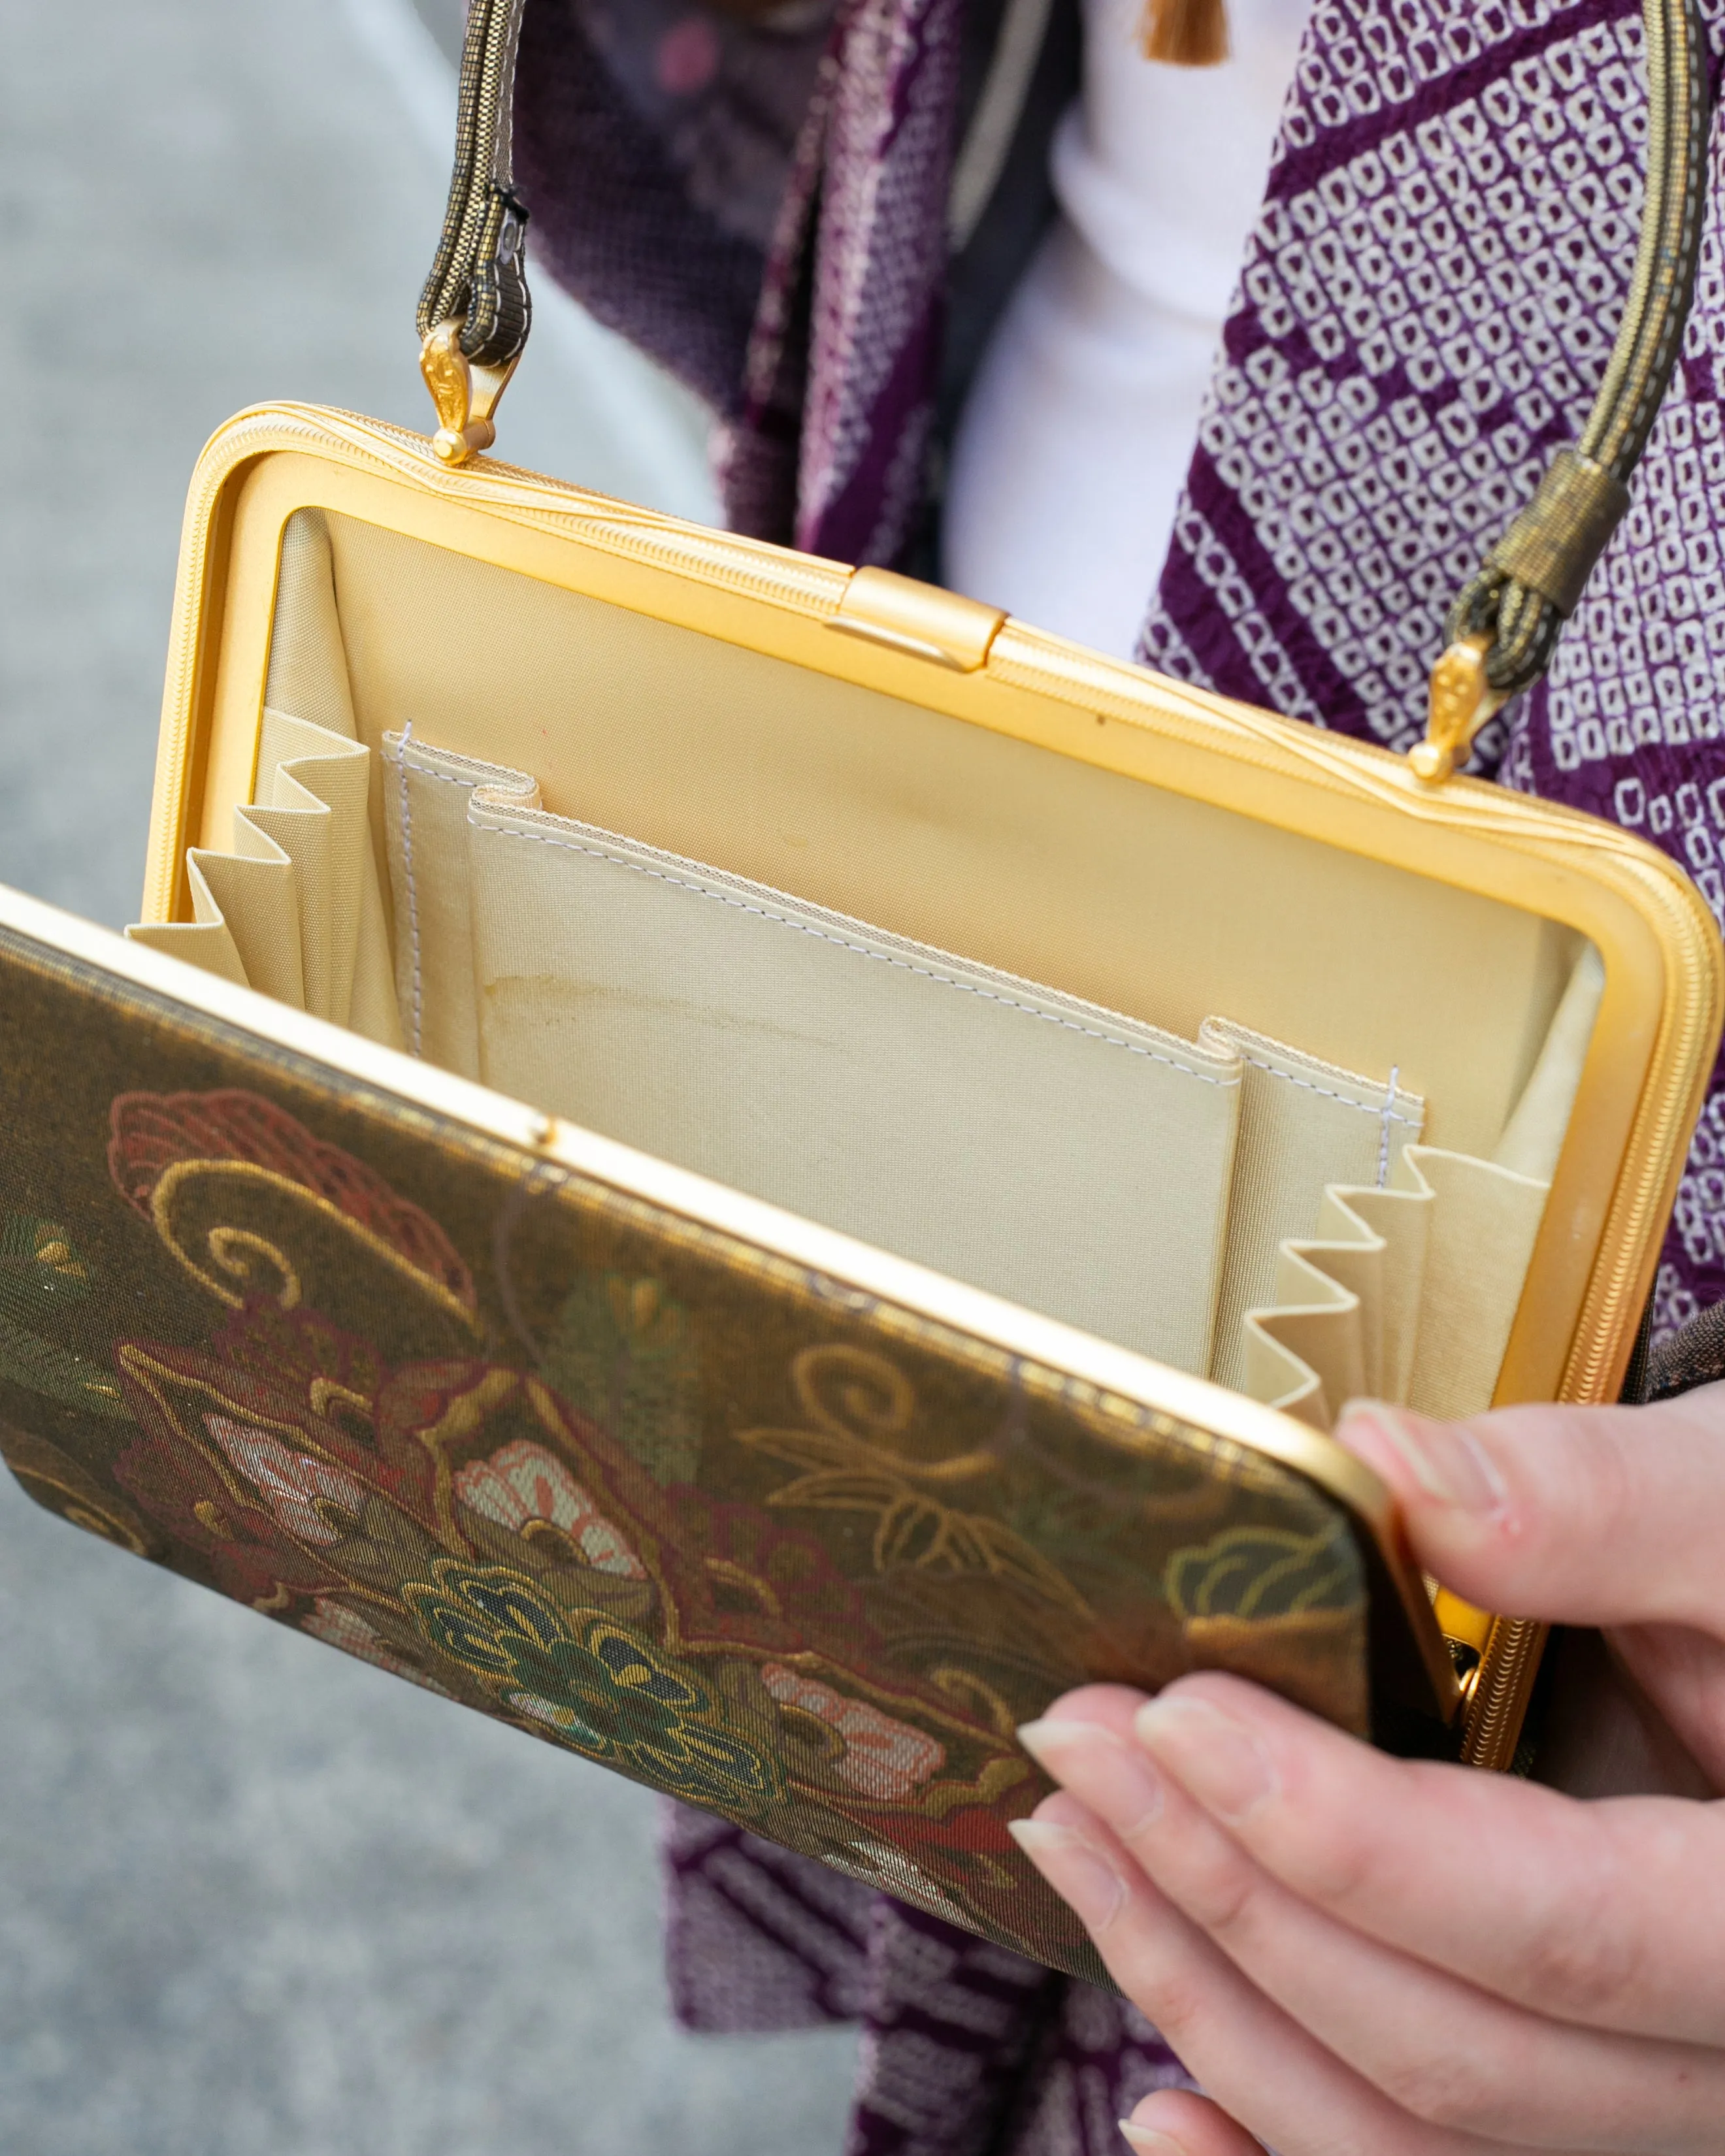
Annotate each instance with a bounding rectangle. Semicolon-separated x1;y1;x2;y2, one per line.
1334;1384;1725;1631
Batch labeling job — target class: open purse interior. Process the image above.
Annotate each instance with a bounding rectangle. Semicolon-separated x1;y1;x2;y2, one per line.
130;508;1603;1433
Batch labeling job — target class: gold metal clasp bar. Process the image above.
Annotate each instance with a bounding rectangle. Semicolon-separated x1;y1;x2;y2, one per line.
828;573;1004;672
420;320;521;466
1410;633;1505;785
828;568;1006;672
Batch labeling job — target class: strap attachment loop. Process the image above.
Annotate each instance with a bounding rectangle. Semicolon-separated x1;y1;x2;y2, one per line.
417;0;531;451
1415;0;1710;779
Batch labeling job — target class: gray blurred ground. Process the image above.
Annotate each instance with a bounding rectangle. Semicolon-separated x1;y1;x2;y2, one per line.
0;0;857;2148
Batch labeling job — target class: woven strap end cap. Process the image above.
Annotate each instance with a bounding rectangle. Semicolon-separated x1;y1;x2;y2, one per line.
1487;448;1632;618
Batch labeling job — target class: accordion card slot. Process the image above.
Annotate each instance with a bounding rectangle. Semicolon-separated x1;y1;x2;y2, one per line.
1240;945;1602;1429
127;708;400;1048
1196;1020;1427;1395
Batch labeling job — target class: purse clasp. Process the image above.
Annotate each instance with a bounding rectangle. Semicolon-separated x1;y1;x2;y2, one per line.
1409;634;1504;785
828;568;1006;672
420;321;521;466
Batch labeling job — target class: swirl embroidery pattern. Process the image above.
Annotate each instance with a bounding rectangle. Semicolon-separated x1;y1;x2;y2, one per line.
0;1052;1370;1983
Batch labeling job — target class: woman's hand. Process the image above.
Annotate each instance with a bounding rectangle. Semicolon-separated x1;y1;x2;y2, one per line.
1008;1386;1725;2154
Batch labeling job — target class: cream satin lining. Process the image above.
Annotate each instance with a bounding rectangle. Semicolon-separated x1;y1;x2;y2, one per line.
370;734;1596;1419
386;732;1266;1376
127;512;1604;1422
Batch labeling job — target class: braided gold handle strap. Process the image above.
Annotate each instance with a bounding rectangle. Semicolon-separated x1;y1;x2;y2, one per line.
410;0;1709;679
1415;0;1713;781
416;0;531;464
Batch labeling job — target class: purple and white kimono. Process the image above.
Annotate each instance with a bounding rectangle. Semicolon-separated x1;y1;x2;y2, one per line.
512;0;1725;2145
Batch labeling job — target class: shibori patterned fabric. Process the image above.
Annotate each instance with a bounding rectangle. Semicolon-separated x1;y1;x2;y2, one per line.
516;0;968;566
0;922;1379;1999
1135;0;1725;1343
506;0;1725;2146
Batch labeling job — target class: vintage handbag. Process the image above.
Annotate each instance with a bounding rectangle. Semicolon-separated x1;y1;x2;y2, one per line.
0;0;1719;1985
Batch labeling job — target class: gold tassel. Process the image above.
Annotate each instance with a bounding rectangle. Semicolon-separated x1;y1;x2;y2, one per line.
1140;0;1230;65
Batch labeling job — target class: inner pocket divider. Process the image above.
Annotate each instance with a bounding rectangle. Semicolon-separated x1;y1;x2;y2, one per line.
457;781;1247;1377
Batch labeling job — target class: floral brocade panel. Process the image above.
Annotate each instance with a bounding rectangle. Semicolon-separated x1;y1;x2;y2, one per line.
0;925;1369;1984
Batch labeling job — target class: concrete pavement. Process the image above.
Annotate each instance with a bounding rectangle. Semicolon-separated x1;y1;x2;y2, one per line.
0;2;854;2147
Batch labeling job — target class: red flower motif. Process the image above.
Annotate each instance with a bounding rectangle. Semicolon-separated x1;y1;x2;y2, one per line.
108;1090;475;1310
112;1302;448;1605
455;1438;647;1579
760;1663;945;1799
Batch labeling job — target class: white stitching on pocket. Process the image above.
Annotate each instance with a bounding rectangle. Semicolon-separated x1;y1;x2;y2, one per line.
387;725;425;1056
474;819;1240;1087
1377;1065;1403;1186
1238;1051;1420;1127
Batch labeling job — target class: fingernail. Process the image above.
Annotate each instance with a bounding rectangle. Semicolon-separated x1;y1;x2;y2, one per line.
1119;2123;1184;2155
1008;1818;1127;1932
1134;1694;1277;1821
1017;1719;1164;1835
1337;1400;1507;1514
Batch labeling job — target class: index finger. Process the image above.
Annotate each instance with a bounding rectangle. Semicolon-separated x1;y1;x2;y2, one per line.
1334;1391;1725;1632
1077;1673;1725;2046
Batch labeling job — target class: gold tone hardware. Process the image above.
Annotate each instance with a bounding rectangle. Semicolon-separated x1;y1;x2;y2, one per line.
828;568;1005;672
1460;1615;1549;1770
420;321;521;465
1410;634;1503;785
1431;1586;1494;1658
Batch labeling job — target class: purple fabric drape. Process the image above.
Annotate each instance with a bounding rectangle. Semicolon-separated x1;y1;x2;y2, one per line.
1136;0;1725;1337
729;0;968;561
520;0;962;564
663;1806;1197;2155
516;0;1725;2146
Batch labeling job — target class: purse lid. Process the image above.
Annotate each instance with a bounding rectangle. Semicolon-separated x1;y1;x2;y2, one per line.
0;878;1458;1984
0;2;1718;1925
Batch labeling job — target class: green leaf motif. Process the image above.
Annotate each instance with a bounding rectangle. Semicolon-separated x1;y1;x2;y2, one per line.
0;1215;95;1320
0;1219;129;1420
539;1273;702;1486
0;1309;131;1420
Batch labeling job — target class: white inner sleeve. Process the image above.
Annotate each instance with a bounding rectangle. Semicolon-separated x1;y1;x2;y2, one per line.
942;0;1313;657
